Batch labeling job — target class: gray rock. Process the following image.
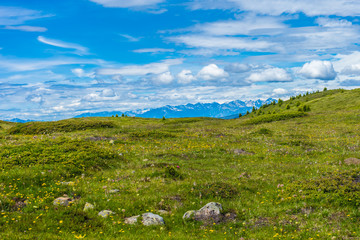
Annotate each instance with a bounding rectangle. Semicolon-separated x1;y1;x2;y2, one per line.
141;213;165;226
182;210;196;220
124;215;140;224
195;202;222;219
53;197;72;206
98;210;115;218
109;189;120;193
83;202;94;211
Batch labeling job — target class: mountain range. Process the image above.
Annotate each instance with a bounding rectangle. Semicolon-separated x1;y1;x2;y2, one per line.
74;98;276;119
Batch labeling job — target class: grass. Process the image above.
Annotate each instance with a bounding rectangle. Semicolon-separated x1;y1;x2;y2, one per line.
0;88;359;239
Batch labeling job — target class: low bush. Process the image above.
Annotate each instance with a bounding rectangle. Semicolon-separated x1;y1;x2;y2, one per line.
244;112;307;125
8;119;115;134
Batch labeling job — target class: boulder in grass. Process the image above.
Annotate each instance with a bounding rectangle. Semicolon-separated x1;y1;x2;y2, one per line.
98;210;115;218
53;196;73;206
141;213;165;226
83;202;95;211
124;215;140;225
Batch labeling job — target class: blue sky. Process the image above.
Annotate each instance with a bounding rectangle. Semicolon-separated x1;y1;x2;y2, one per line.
1;0;360;120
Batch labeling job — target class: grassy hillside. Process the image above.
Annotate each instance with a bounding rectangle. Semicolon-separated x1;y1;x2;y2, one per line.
0;88;360;239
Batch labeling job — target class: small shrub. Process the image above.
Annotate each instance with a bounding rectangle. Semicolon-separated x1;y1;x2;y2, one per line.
244;112;307;125
256;128;273;135
164;166;184;180
286;104;290;110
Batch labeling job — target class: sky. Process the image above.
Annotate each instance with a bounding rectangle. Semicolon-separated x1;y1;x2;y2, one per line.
1;0;360;120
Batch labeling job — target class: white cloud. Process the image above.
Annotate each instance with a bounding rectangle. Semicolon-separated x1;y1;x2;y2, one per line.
170;35;274;51
299;60;337;80
0;6;53;26
247;68;292;82
273;88;288;95
0;56;101;72
190;0;360;16
133;48;175;53
316;17;352;27
89;0;165;8
197;64;229;80
193;15;286;36
4;25;47;32
152;71;174;84
177;70;196;84
119;34;142;42
341;64;360;75
98;59;183;76
333;52;360;73
225;63;251;73
37;36;89;55
101;88;116;97
71;68;95;78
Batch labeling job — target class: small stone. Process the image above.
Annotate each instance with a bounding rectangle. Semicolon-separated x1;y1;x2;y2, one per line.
109;189;120;193
83;202;94;211
98;210;115;218
141;213;165;226
183;210;196;220
195;202;222;219
53;197;72;206
60;181;75;186
124;215;140;224
109;140;114;144
143;159;149;162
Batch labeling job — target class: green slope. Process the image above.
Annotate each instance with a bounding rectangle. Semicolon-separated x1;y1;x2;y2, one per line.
0;88;359;239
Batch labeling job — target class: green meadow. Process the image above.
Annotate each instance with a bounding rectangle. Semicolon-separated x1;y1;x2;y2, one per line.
0;88;360;239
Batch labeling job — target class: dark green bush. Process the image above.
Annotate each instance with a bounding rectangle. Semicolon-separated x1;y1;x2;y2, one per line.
8;119;115;134
244;112;307;125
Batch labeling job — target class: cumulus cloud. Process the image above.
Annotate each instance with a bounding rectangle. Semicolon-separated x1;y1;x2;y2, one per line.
98;59;183;76
37;36;89;55
4;25;47;32
299;60;337;80
152;71;174;84
101;88;116;97
316;17;352;27
197;64;229;80
224;63;251;73
341;64;360;75
273;88;288;95
177;70;196;84
71;68;95;78
89;0;165;8
26;94;44;104
247;68;292;82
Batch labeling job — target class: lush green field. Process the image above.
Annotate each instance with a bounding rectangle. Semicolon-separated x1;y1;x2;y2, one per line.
0;88;360;239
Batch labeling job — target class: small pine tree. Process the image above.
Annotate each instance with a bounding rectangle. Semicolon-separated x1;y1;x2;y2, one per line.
246;111;250;115
239;113;242;118
121;113;125;117
252;106;256;112
323;87;327;91
286;104;290;110
115;114;118;117
278;99;283;107
162;116;166;120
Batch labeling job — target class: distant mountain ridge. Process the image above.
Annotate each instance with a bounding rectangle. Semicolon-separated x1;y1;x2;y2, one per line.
75;98;276;119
